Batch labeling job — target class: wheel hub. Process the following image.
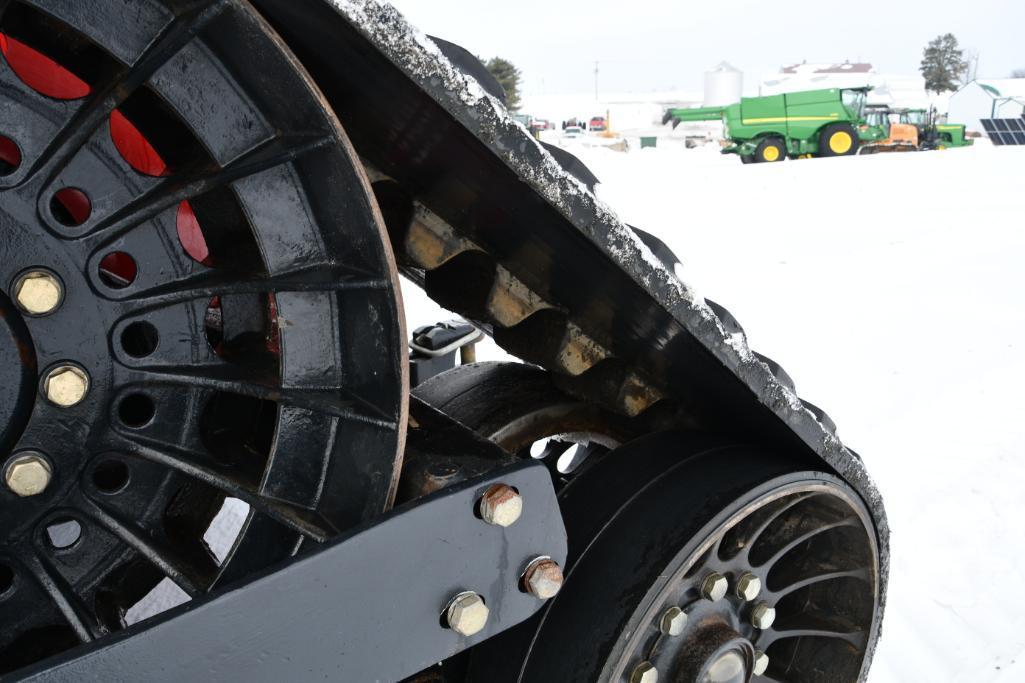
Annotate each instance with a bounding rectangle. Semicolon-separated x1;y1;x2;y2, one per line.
0;288;36;456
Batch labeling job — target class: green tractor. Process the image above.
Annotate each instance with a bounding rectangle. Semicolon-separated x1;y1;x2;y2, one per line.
663;87;870;163
899;108;973;149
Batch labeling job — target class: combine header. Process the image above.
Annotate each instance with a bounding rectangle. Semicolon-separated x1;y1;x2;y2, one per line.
0;1;886;681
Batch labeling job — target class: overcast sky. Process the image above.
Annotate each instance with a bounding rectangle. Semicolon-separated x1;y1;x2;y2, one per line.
388;0;1024;96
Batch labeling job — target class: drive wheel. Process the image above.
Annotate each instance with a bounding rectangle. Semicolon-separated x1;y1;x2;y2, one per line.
753;137;786;163
466;433;882;683
818;124;858;157
0;0;405;673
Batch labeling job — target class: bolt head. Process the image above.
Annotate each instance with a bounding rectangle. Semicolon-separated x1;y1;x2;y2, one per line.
659;606;687;636
700;572;729;602
479;483;523;527
14;271;63;316
753;650;770;676
751;602;776;630
44;366;89;407
5;454;53;497
629;661;658;683
736;572;762;601
523;557;564;600
445;591;489;637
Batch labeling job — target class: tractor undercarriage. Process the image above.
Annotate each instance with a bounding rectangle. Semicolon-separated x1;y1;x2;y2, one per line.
0;1;887;681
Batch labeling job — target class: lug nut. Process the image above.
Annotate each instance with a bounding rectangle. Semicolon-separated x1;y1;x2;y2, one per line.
659;606;687;636
629;661;658;683
753;650;770;676
43;365;89;407
14;270;63;316
751;602;776;630
4;453;53;497
700;572;728;602
445;591;489;637
522;556;563;600
479;483;523;527
735;572;761;601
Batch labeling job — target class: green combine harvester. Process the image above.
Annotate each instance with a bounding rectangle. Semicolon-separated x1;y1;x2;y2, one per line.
664;87;871;163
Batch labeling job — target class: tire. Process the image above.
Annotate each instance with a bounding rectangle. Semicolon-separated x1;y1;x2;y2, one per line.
740;154;755;164
469;433;882;683
818;123;859;157
753;137;786;163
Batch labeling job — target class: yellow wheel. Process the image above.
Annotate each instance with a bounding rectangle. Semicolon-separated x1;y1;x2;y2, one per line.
828;130;853;154
753;137;786;163
818;123;859;157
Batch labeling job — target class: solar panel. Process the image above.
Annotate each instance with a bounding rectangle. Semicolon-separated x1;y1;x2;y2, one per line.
980;119;1025;145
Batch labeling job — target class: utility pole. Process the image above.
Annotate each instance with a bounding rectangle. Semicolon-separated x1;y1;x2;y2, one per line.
594;61;599;102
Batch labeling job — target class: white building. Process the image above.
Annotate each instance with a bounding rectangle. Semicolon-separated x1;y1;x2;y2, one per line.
947;80;1025;134
759;61;931;109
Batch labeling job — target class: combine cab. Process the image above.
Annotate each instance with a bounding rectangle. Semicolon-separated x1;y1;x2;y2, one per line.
0;2;887;682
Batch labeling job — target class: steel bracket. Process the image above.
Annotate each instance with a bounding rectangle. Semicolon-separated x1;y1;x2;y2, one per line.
12;461;567;683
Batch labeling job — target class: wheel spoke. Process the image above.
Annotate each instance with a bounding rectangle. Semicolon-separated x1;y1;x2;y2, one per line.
24;1;229;184
79;497;217;597
125;364;398;429
112;435;335;542
82;133;333;244
738;492;818;561
758;625;869;650
21;550;101;642
111;263;388;313
755;517;862;570
767;567;872;601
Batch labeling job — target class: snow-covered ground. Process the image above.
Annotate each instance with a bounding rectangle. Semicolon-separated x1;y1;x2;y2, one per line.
507;141;1023;682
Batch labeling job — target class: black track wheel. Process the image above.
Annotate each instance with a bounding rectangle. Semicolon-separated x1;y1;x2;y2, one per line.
818;123;859;157
753;137;786;163
468;433;881;683
413;362;636;481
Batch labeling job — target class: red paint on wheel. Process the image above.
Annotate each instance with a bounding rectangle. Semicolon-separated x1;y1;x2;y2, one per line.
110;110;168;177
0;33;91;100
176;201;211;265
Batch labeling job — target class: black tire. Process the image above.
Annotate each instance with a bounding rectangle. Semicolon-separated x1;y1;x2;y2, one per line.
753;137;786;163
818;123;859;157
468;433;882;683
740;154;755;164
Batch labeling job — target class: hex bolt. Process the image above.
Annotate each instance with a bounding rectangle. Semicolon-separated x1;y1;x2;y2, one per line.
659;606;687;636
522;556;564;600
445;591;489;637
43;365;90;407
735;572;762;601
479;483;523;527
751;602;776;630
14;271;63;316
753;650;770;676
629;660;658;683
700;571;729;602
4;453;53;497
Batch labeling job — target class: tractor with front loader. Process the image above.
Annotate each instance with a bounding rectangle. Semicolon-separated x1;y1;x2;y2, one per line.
1;1;886;682
663;87;870;163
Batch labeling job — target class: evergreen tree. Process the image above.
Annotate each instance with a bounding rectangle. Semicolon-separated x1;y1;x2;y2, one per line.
485;57;522;111
919;34;969;92
1012;69;1025;79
